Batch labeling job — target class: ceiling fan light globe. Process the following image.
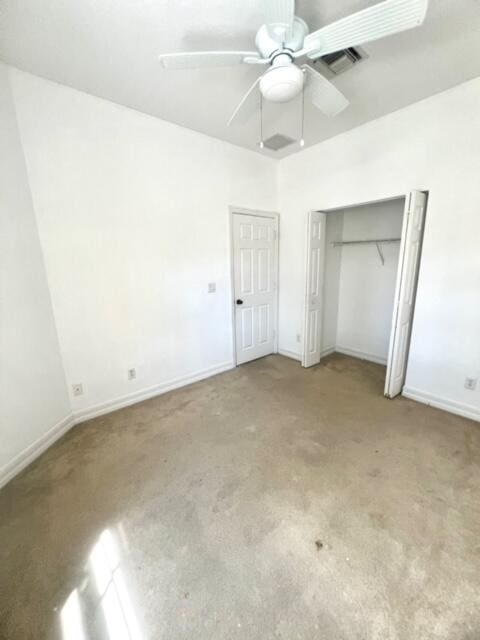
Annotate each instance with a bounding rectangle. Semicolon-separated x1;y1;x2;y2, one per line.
260;65;304;103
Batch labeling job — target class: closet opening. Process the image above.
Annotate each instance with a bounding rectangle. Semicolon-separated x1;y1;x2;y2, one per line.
302;191;428;398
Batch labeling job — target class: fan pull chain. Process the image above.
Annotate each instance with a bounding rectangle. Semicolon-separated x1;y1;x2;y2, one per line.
259;92;264;149
300;73;305;148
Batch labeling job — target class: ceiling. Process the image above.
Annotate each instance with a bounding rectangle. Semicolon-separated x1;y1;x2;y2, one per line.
1;0;480;157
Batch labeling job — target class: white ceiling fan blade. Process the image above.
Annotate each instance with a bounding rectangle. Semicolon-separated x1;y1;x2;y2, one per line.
227;77;262;127
303;0;429;59
263;0;295;42
159;51;262;69
302;65;349;118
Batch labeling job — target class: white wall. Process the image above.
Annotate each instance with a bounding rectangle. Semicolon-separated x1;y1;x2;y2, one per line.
335;200;404;364
279;77;480;420
11;69;278;420
0;64;71;486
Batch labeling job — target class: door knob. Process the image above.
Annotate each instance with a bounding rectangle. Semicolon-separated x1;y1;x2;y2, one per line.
236;299;243;305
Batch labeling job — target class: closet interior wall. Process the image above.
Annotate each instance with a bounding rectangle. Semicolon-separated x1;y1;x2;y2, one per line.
322;199;405;365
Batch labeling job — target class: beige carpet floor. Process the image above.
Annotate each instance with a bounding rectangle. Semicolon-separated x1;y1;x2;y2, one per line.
1;353;479;639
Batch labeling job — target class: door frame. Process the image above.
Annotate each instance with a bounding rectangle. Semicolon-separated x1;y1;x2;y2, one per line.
302;191;427;395
229;206;280;366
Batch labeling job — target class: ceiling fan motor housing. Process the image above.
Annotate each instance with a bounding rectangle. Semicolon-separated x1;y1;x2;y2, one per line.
255;17;309;59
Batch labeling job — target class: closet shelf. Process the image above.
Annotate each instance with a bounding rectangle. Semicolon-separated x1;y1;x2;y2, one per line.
330;238;401;246
330;238;401;266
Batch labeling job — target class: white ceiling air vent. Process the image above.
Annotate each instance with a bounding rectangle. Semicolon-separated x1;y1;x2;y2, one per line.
262;134;296;151
312;47;366;76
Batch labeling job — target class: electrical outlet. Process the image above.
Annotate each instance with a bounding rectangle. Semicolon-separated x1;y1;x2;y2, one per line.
72;383;83;397
464;377;477;391
296;333;301;343
128;368;136;380
208;282;216;293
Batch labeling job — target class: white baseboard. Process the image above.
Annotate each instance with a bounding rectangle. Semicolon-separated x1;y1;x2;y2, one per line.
402;387;480;423
0;413;75;490
74;360;235;423
277;345;335;362
278;348;302;361
321;345;336;358
335;345;387;366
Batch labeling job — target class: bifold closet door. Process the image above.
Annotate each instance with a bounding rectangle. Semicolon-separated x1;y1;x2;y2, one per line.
303;211;327;368
385;190;427;398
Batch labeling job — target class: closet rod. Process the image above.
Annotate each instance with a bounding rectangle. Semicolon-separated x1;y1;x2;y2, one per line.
331;238;401;247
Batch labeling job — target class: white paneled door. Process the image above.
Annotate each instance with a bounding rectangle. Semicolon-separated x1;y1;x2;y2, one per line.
232;213;278;365
303;212;327;368
385;190;427;398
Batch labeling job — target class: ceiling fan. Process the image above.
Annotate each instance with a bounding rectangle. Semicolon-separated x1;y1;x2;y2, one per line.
159;0;429;127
